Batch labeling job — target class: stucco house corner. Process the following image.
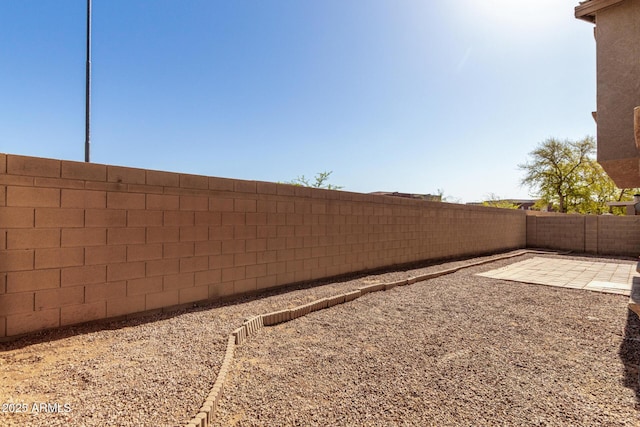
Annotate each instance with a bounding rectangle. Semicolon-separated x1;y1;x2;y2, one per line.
575;0;640;188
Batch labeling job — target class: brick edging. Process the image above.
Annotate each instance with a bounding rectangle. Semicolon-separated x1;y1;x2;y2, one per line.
630;261;640;318
184;249;552;427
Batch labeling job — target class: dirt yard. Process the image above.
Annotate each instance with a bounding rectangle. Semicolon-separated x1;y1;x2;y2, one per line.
0;252;638;426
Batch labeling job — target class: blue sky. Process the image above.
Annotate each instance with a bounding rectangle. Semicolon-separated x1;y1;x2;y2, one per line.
0;0;596;203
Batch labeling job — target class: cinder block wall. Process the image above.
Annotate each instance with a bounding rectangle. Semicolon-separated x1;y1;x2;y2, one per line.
526;212;640;256
0;153;526;339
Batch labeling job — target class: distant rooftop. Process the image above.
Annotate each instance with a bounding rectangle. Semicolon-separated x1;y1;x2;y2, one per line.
466;199;547;211
370;192;442;202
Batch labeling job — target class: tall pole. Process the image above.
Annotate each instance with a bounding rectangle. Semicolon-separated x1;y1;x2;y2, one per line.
85;0;92;162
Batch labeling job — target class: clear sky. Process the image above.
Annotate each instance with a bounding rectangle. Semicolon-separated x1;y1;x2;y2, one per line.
0;0;596;203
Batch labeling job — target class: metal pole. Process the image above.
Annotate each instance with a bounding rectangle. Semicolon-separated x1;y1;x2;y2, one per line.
85;0;91;162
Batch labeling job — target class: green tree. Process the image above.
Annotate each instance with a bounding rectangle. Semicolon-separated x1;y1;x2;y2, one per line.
519;136;638;214
287;171;343;190
579;160;640;214
519;137;594;213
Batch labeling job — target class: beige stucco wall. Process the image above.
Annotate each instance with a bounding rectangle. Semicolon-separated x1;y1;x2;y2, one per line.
594;0;640;187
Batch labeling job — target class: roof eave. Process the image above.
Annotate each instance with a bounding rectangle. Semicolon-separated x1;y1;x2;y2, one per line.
575;0;626;23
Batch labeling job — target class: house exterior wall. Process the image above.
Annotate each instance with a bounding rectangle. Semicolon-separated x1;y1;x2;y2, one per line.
0;153;526;339
577;0;640;187
596;0;640;186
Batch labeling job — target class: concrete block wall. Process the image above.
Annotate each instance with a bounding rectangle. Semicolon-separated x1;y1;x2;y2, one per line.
526;212;640;256
597;215;640;255
526;212;585;252
0;153;526;339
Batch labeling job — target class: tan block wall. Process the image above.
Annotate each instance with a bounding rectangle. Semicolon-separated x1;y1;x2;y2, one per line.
526;211;640;256
526;213;586;252
0;153;526;339
596;215;640;255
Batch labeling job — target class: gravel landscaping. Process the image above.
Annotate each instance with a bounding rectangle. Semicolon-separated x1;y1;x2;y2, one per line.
0;251;638;426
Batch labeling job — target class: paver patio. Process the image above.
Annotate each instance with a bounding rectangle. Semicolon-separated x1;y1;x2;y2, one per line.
477;257;637;295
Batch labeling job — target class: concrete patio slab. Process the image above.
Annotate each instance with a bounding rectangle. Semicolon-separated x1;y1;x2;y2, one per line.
477;257;636;296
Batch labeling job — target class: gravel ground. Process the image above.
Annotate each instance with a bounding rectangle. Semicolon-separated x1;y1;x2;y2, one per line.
214;254;640;427
0;251;638;426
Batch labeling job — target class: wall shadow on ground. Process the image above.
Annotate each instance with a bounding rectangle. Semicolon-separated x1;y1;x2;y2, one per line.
0;253;494;351
620;277;640;408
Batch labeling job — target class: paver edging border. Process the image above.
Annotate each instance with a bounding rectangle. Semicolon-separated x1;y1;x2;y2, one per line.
628;261;640;317
184;249;562;427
